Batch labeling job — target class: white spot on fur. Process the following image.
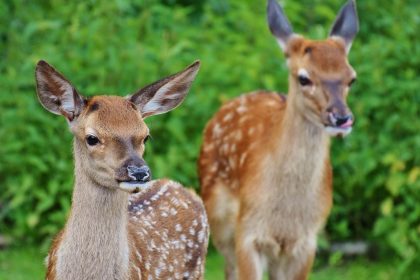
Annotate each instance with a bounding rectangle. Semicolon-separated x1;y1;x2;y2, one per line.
209;164;218;172
198;229;206;243
223;112;234;122
237;106;247;113
298;68;310;79
239;152;247;167
170;207;177;215
133;264;142;278
212;123;223;138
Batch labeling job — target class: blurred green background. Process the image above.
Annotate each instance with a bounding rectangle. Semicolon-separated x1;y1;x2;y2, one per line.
0;0;419;279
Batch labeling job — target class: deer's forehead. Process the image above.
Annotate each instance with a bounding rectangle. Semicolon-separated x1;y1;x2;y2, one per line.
289;38;352;75
82;96;147;136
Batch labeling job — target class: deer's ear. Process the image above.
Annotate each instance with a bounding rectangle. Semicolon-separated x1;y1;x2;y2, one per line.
267;0;294;52
128;61;200;118
35;60;85;122
329;0;359;53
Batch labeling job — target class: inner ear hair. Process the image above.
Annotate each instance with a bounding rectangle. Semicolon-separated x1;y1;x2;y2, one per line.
128;60;200;118
35;60;85;121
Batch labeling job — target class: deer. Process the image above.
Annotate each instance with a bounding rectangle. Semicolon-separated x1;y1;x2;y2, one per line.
35;60;209;280
198;0;359;279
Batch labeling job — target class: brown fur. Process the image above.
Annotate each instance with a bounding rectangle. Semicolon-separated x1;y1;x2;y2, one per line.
45;96;209;279
199;34;355;280
36;60;208;280
46;179;209;280
45;231;63;280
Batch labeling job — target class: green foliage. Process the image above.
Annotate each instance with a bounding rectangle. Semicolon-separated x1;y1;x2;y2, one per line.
0;0;419;275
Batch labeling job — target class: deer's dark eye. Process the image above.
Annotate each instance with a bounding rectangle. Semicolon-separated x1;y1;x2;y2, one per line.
348;78;356;87
298;75;312;86
86;135;100;146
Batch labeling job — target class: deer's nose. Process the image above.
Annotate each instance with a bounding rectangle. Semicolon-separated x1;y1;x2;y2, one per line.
328;112;354;128
335;114;353;127
127;165;151;183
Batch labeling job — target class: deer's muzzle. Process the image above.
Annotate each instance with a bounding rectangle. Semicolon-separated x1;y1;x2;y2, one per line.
116;159;152;193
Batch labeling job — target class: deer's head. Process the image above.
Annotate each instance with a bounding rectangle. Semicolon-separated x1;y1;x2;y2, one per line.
268;0;359;136
35;60;200;193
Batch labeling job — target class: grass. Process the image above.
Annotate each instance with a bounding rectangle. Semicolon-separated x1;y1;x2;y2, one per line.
204;252;396;280
0;247;396;279
0;247;46;280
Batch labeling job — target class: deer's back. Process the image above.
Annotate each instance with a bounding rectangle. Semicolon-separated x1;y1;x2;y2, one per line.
199;91;287;200
128;179;209;279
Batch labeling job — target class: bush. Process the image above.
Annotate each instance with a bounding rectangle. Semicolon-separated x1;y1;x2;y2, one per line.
0;0;418;275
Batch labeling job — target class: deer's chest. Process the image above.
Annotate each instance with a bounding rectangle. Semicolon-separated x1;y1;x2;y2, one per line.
246;178;327;259
247;157;329;242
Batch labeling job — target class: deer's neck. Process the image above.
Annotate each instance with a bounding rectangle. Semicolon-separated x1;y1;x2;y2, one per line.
270;88;330;191
55;143;130;280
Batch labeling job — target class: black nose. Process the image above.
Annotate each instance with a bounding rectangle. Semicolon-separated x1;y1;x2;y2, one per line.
335;114;353;127
127;165;151;183
329;112;353;127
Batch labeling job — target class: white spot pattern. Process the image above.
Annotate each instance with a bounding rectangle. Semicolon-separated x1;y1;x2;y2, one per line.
127;179;209;279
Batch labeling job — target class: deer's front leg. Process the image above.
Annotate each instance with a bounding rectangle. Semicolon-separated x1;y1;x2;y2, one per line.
235;233;264;280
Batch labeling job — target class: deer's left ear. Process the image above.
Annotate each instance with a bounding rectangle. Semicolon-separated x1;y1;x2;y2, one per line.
128;61;200;118
267;0;294;52
329;0;359;54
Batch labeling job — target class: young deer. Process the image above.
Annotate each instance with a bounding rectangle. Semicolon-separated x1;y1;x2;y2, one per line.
35;60;209;280
198;1;359;279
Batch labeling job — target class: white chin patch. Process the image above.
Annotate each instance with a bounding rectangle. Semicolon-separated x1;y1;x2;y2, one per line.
325;126;352;137
118;181;152;193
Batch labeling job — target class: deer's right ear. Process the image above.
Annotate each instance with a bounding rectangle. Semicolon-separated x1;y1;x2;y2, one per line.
267;0;294;52
35;60;85;122
129;61;200;118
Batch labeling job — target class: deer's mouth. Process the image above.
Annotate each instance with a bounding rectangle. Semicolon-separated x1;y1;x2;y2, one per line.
325;125;352;137
118;180;152;193
325;119;353;137
324;112;353;137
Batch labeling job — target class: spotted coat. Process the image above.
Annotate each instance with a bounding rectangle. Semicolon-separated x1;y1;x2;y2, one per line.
46;179;209;280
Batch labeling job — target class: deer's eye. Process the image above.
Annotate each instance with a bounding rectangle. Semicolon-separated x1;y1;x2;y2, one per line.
298;75;312;86
348;78;356;87
86;135;100;146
